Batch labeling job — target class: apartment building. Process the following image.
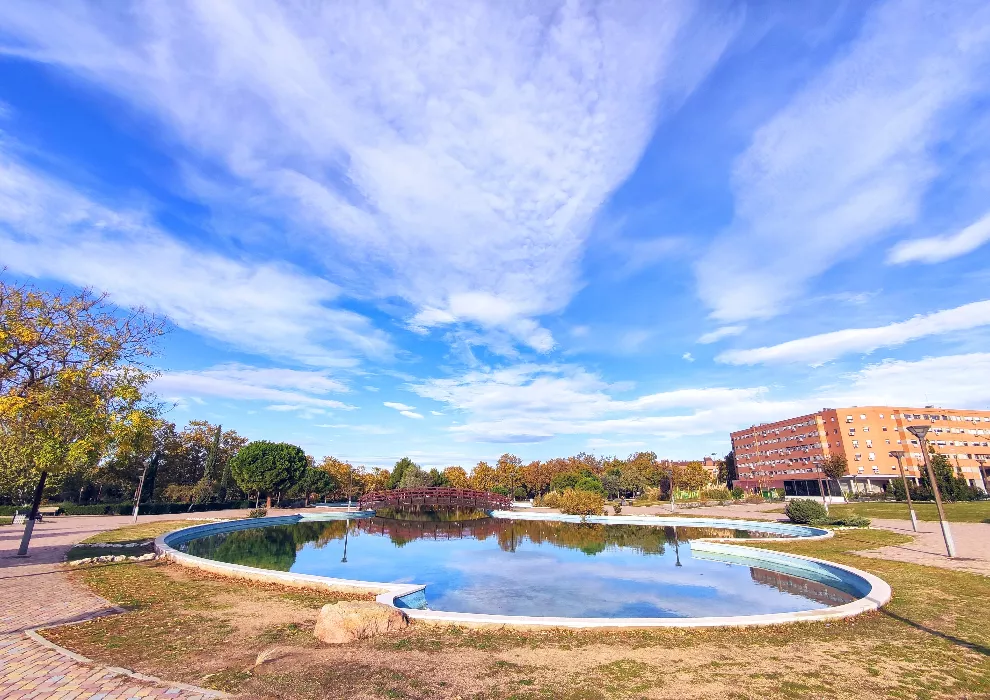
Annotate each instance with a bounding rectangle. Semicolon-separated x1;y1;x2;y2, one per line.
730;406;990;495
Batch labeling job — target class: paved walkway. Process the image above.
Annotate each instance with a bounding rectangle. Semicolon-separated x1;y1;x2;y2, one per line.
0;513;259;700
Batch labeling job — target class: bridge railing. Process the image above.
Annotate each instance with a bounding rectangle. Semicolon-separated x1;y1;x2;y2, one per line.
358;487;511;511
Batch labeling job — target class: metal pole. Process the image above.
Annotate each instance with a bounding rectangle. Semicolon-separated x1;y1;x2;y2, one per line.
131;458;151;524
889;451;917;532
977;459;989;497
908;426;956;558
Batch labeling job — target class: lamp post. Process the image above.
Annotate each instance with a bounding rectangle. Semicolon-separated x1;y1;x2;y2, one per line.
907;425;956;558
888;450;918;532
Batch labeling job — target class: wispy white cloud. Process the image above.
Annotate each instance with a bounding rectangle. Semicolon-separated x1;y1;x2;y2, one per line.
697;325;745;344
717;299;990;365
0;0;737;354
888;210;990;264
399;410;424;420
681;352;695;362
696;0;990;322
383;402;416;412
0;142;391;365
315;423;394;436
152;364;355;410
407;353;990;445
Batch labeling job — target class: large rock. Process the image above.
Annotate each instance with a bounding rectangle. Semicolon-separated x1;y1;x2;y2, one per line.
314;601;409;644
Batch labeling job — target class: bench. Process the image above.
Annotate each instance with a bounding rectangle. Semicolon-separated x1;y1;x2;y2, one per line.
10;506;59;524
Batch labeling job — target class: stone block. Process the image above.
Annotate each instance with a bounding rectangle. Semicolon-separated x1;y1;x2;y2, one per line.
314;601;408;644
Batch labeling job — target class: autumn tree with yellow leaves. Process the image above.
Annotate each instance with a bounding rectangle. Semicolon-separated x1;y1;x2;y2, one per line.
0;280;164;553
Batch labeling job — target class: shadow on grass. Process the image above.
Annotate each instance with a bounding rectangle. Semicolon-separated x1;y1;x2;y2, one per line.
881;608;990;657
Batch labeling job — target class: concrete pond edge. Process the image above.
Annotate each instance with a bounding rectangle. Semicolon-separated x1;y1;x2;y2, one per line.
155;511;892;630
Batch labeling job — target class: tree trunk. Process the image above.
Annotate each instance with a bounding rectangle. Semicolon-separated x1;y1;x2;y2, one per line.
820;478;829;514
266;494;272;509
17;471;48;556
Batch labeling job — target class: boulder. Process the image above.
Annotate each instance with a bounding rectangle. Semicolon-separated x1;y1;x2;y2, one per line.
314;601;409;644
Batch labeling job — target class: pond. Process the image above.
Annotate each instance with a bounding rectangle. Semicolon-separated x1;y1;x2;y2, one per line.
177;513;857;619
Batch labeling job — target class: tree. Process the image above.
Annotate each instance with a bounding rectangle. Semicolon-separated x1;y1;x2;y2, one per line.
388;457;417;489
723;451;737;484
0;280;163;553
291;468;338;506
315;456;362;502
442;466;470;489
681;462;710;493
398;465;432;488
365;467;391;492
427;467;449;487
819;454;848;513
470;461;497;492
229;441;307;508
495;453;522;495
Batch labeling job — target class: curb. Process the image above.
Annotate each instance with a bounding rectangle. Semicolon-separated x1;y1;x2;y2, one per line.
157;512;890;630
26;625;229;698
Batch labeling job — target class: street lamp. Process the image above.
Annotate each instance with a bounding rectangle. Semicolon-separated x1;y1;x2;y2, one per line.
906;425;956;558
888;450;918;532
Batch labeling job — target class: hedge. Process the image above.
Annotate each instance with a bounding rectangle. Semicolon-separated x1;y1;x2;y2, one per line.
0;500;253;516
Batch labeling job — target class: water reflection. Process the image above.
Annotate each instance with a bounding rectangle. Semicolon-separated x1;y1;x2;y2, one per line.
182;515;779;570
178;515;849;618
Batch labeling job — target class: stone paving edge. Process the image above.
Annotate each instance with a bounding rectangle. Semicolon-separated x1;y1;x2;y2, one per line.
25;611;230;698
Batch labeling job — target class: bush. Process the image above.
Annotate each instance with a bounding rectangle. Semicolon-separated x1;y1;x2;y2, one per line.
700;487;732;502
574;476;604;494
248;508;268;518
730;487;744;500
784;499;828;524
827;515;871;528
558;489;605;518
533;492;561;508
0;500;253;517
743;493;765;504
613;502;622;515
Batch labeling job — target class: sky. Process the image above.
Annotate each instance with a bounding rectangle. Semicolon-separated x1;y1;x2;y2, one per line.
1;0;989;469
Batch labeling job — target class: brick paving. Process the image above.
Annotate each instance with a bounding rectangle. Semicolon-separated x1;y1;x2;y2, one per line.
0;515;231;700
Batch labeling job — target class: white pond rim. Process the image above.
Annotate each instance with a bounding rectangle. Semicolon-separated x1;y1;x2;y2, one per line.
155;511;891;629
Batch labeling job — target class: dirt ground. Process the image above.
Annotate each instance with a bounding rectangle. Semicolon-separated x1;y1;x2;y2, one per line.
45;551;990;700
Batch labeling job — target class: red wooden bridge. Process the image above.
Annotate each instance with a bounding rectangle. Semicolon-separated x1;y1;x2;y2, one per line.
358;487;511;512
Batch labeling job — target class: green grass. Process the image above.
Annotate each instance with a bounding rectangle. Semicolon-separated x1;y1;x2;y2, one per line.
828;500;990;523
80;519;195;544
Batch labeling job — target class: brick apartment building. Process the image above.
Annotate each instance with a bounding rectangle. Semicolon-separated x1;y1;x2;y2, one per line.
730;406;990;496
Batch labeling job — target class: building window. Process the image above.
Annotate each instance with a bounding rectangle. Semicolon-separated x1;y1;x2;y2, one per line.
868;452;875;461
872;466;880;474
863;427;870;432
879;414;884;419
866;440;872;448
882;426;888;431
848;428;856;435
857;466;864;473
860;414;866;419
854;454;862;461
846;416;853;423
852;440;859;447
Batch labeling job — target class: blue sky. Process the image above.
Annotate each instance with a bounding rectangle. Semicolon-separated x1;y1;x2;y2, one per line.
1;0;989;469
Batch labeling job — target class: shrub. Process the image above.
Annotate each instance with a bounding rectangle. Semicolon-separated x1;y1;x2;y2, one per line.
700;487;732;502
784;499;828;524
743;493;765;504
574;476;604;494
613;502;622;516
827;515;871;528
247;508;268;518
534;492;561;508
730;487;744;500
557;489;605;518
